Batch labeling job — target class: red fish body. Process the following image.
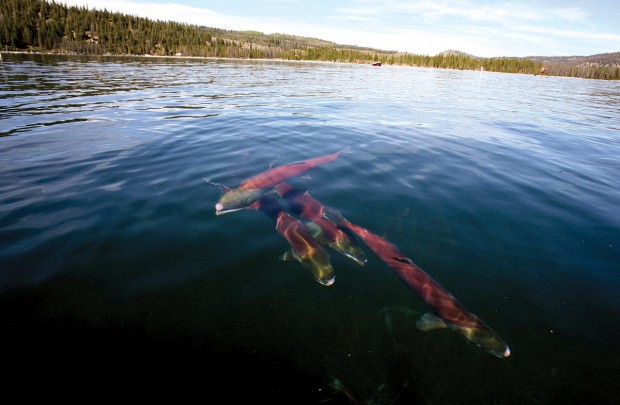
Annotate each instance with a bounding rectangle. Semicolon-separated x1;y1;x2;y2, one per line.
215;148;348;215
323;207;510;358
239;148;346;190
276;183;366;266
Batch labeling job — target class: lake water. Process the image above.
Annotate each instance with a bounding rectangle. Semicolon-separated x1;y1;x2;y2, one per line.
1;54;619;403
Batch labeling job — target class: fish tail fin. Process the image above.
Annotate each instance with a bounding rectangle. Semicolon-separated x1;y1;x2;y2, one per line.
337;146;351;155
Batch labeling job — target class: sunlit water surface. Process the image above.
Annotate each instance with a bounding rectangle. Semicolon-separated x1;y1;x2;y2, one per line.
1;54;619;403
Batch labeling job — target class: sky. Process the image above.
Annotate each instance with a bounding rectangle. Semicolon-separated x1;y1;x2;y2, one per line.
61;0;620;57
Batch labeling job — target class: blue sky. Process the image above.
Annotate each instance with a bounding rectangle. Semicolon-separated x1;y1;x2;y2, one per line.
63;0;620;57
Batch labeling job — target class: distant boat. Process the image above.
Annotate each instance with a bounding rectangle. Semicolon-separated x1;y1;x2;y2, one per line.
372;62;382;66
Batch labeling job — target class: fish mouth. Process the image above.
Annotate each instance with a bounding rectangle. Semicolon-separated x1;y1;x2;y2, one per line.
341;250;367;266
317;275;335;286
483;345;511;358
215;207;245;216
329;241;367;266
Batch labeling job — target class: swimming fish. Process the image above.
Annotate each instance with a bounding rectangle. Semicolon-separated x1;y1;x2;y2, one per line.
323;207;510;358
253;194;335;286
275;209;335;286
214;148;349;216
276;182;367;266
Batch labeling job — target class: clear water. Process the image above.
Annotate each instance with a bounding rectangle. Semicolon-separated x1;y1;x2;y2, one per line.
1;54;619;403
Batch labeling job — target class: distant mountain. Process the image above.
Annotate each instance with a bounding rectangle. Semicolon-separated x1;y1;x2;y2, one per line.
525;52;620;68
437;50;479;59
439;50;620;69
433;50;619;78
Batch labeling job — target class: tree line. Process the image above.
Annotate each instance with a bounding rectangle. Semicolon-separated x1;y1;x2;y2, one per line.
1;0;618;79
527;53;620;80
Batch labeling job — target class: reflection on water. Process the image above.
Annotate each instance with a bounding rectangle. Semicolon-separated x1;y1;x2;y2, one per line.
1;53;620;403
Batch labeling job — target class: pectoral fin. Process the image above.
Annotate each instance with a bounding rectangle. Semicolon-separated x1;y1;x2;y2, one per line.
280;249;299;262
416;313;448;332
264;187;282;198
305;222;327;243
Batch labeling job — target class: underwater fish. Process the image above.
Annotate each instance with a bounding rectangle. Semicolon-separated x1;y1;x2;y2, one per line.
276;183;367;266
274;209;336;286
323;207;511;358
253;194;335;286
214;147;348;215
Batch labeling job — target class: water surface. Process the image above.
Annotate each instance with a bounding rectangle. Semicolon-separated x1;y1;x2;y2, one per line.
1;54;619;403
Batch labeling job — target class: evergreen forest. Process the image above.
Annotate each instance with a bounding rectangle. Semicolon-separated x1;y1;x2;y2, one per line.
1;0;619;80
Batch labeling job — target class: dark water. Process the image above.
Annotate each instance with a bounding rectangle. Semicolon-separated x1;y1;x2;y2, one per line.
1;54;619;403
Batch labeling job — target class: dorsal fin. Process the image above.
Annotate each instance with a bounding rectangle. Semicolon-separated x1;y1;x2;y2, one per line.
204;178;232;193
394;257;414;265
268;156;281;169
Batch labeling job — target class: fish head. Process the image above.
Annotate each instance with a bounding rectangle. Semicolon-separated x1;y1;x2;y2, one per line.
215;188;264;215
451;323;511;358
277;213;336;286
330;234;367;266
301;251;336;286
281;246;335;286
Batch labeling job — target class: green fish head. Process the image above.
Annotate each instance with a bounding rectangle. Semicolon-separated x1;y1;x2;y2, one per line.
331;237;367;266
452;323;511;358
300;252;335;286
282;248;335;286
215;188;264;215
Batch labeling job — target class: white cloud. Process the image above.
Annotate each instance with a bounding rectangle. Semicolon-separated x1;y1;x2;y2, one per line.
550;7;589;21
351;0;588;23
510;23;620;42
334;6;382;16
328;14;378;22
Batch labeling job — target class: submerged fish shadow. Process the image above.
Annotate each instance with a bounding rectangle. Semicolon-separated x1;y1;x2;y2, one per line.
255;194;285;222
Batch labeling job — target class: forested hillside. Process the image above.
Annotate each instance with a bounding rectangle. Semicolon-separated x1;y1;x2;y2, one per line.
1;0;619;79
526;52;620;79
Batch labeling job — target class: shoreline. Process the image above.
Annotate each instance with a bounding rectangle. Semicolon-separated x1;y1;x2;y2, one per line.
1;50;376;66
1;50;607;80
